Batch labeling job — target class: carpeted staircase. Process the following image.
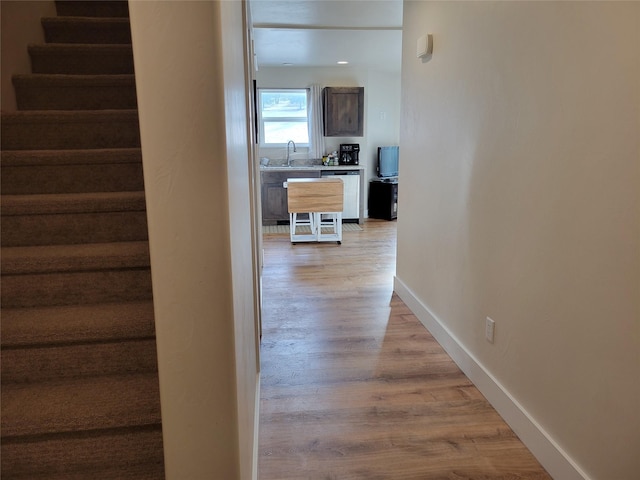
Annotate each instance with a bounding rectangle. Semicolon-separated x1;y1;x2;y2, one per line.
1;1;165;478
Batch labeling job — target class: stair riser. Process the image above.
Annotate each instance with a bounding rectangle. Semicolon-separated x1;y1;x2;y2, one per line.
1;117;140;150
30;49;134;75
43;20;132;44
2;374;161;437
1;269;153;308
1;465;166;480
2;211;149;247
1;302;156;348
1;163;144;194
55;0;130;18
2;339;158;383
1;427;163;478
15;84;137;110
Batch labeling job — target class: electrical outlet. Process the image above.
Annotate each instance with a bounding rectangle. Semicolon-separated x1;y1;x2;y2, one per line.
485;317;495;343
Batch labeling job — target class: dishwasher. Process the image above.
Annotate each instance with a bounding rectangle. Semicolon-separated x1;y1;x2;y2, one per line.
321;170;360;221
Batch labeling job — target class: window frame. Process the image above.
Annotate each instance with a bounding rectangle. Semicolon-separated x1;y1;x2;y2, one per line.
257;88;310;148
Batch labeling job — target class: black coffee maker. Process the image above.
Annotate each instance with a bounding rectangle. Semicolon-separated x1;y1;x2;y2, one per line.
339;144;360;165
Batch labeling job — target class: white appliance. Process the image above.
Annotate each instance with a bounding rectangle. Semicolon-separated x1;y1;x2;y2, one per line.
321;171;360;220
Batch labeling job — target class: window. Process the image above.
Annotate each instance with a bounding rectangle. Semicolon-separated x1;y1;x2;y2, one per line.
258;88;309;146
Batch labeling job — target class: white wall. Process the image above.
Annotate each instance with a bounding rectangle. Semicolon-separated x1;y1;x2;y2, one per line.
366;71;402;167
1;1;56;111
256;66;401;210
219;2;261;479
129;1;258;478
396;2;639;480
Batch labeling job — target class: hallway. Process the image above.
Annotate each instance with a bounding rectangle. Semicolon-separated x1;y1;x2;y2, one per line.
258;220;550;479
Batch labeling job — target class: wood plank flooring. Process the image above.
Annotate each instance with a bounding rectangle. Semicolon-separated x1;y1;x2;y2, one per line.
259;220;551;480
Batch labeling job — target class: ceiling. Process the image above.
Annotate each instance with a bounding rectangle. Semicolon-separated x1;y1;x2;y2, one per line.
249;0;403;71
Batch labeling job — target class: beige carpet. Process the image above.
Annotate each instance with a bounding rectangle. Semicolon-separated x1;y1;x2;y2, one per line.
1;1;165;477
263;223;363;235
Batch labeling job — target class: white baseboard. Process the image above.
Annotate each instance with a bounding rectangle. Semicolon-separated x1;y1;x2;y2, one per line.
253;374;260;480
393;276;590;480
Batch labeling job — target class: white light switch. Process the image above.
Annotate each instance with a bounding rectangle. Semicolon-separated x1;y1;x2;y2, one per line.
485;317;495;343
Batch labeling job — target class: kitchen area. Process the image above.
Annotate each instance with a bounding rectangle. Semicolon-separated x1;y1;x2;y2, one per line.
261;163;364;225
255;70;401;227
261;132;365;225
250;1;402;229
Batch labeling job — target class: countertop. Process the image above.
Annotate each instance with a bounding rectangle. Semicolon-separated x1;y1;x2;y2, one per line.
260;164;364;172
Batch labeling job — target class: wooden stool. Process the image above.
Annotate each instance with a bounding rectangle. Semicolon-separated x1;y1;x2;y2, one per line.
286;178;344;244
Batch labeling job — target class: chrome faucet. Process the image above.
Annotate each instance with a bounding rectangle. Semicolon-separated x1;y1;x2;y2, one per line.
286;140;297;166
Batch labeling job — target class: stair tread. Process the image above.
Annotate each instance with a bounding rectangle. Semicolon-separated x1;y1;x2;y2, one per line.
42;16;130;25
42;15;132;45
2;109;138;123
28;42;134;75
1;191;146;215
55;0;130;18
1;373;161;437
13;73;135;86
1;148;141;167
8;464;165;480
29;43;133;52
2;337;159;383
1;424;163;475
2;301;155;347
1;241;151;275
1;268;153;308
1;111;141;150
13;74;138;111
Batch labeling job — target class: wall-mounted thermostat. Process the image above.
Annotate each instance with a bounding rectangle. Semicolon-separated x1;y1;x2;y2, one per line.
417;34;433;58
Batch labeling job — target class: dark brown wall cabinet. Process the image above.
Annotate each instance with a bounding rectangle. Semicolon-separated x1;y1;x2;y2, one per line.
323;87;364;137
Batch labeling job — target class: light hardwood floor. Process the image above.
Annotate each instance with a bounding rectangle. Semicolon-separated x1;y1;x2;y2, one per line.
259;220;551;480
